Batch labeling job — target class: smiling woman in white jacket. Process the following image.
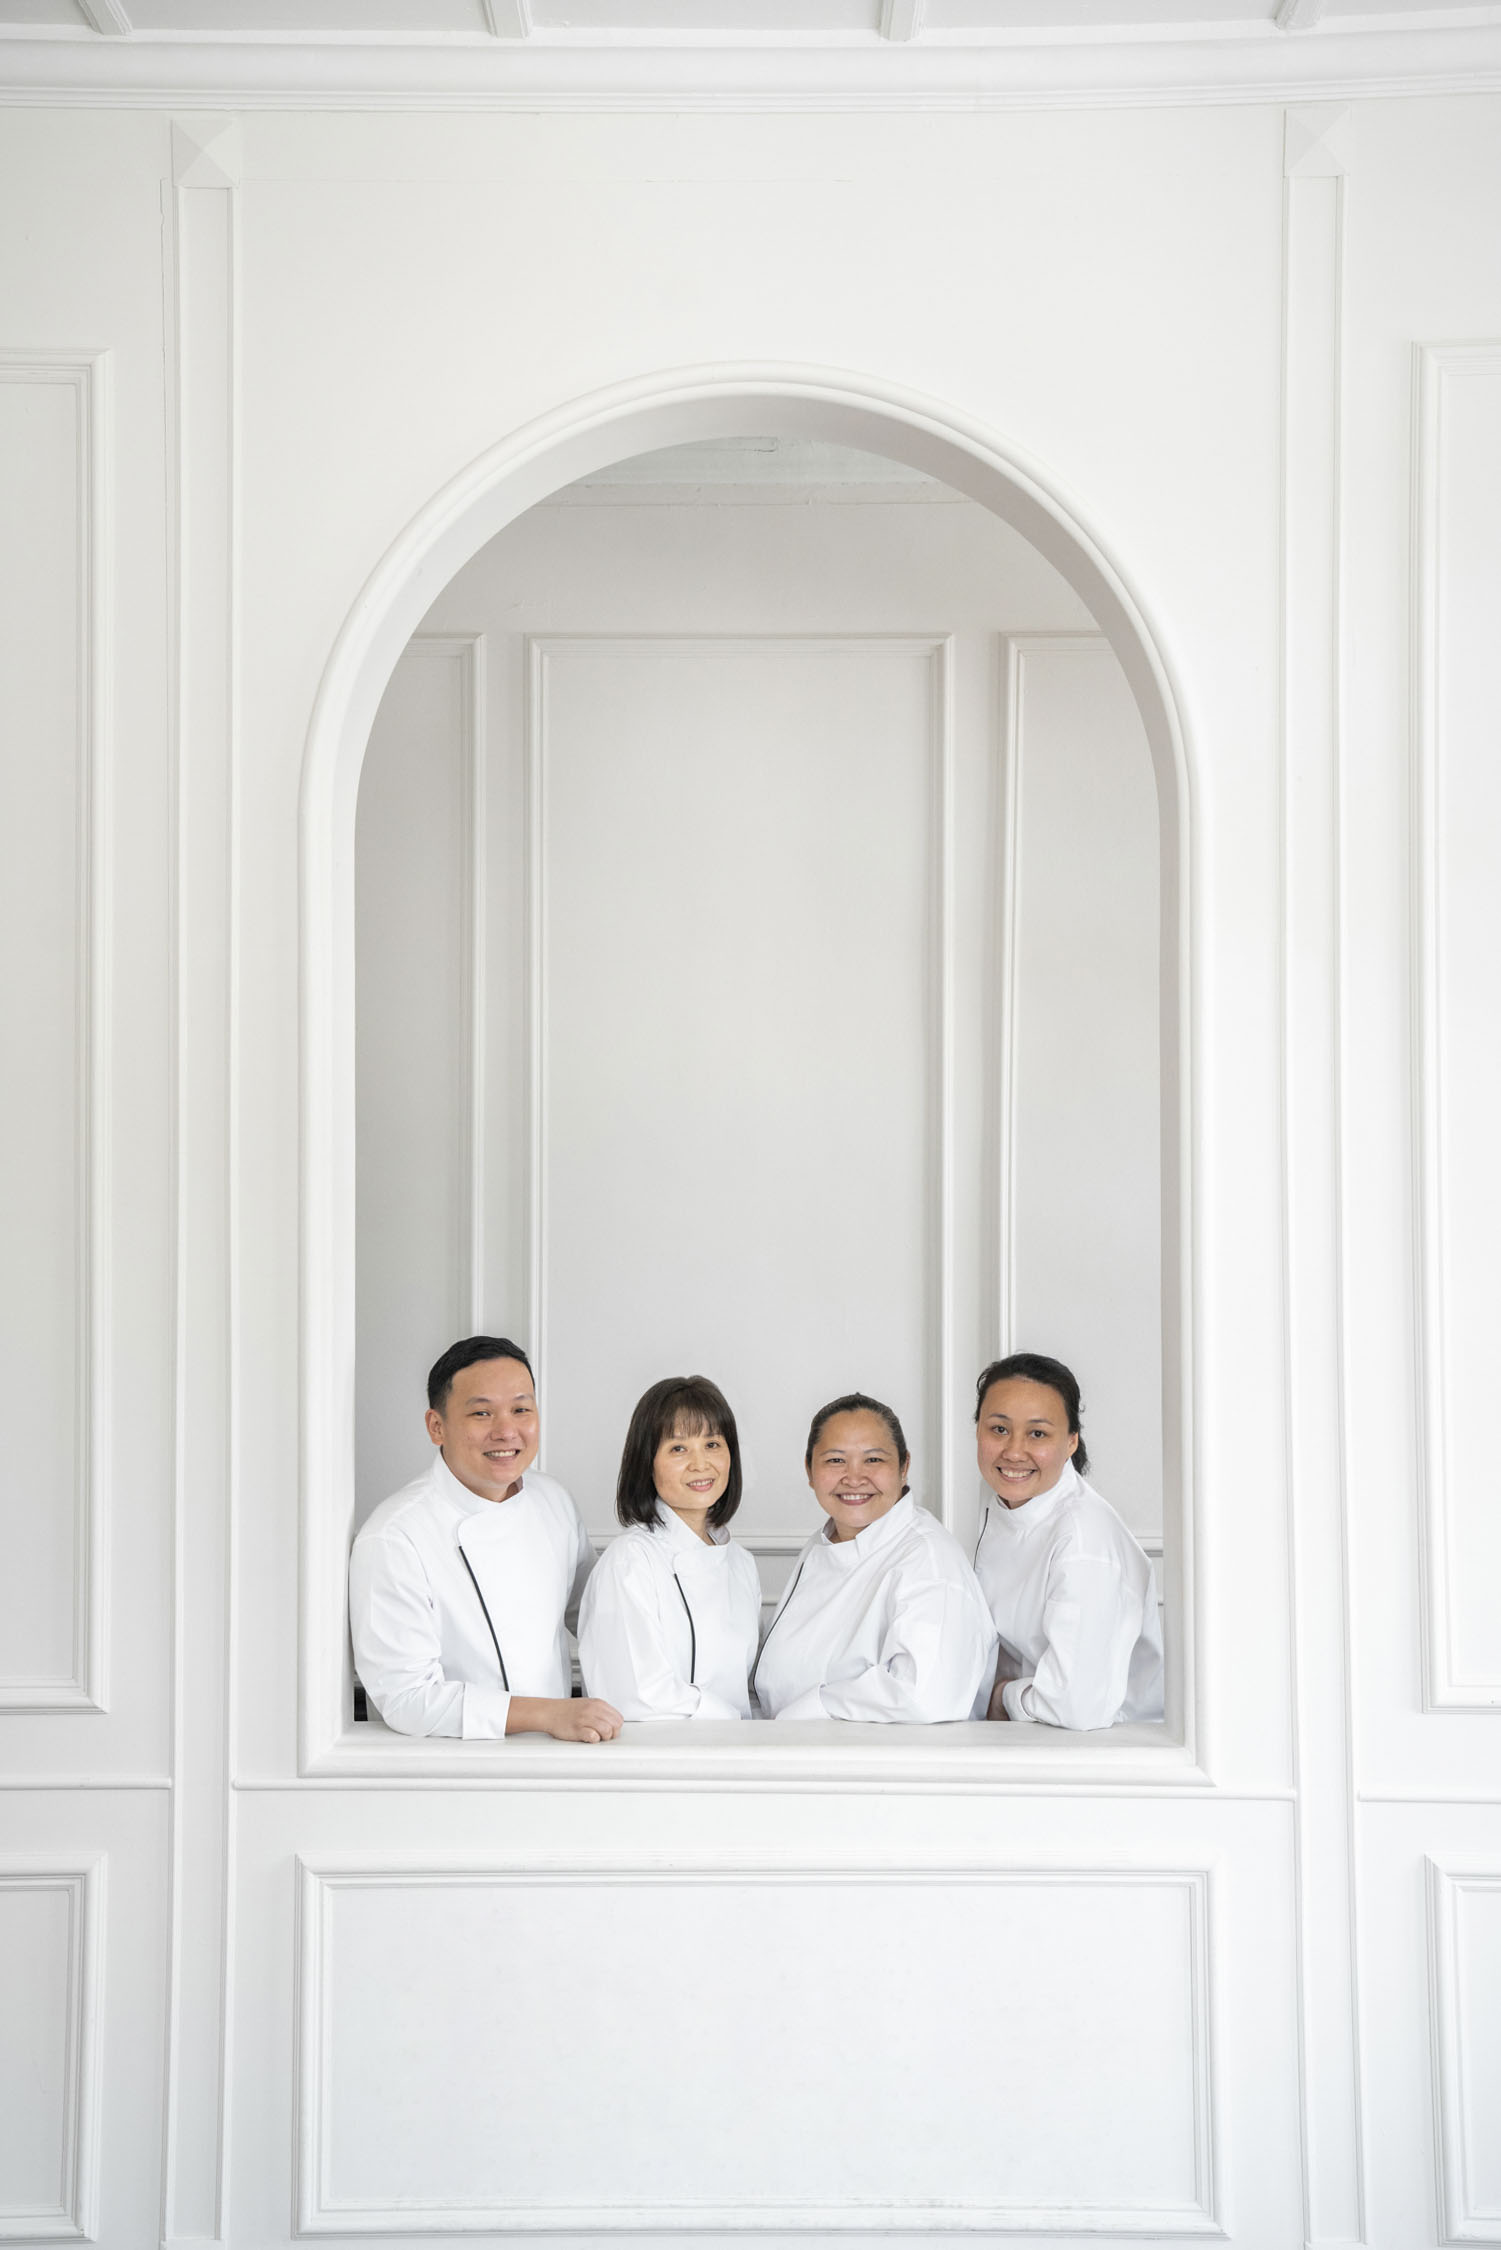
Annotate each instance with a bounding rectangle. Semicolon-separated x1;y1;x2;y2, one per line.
578;1375;762;1721
752;1392;997;1724
971;1352;1163;1729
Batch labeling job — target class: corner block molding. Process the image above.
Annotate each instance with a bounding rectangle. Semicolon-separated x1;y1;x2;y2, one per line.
1285;102;1354;177
171;116;242;190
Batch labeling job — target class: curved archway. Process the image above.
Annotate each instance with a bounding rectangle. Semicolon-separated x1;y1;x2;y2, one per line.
300;362;1197;1774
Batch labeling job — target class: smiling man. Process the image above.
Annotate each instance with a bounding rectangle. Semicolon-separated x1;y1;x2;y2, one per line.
348;1335;622;1742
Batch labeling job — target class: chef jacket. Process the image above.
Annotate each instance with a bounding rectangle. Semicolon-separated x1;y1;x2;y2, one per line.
753;1493;997;1723
972;1458;1164;1728
578;1500;762;1720
349;1451;594;1737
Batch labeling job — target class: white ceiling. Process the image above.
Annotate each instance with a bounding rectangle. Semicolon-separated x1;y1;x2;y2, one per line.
1;0;1498;101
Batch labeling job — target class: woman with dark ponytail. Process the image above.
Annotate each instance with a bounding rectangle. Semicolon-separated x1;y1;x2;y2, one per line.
971;1353;1163;1729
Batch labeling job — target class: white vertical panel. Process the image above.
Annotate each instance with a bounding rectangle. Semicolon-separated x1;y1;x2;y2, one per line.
1002;635;1161;1536
355;637;477;1521
1416;346;1501;1709
1429;1864;1501;2242
0;359;103;1711
0;1864;101;2242
533;637;940;1532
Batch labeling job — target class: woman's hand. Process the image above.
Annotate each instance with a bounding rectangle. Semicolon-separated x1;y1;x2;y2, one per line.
505;1695;623;1742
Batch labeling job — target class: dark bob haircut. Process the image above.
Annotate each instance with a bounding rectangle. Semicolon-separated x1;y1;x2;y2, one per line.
616;1376;743;1532
427;1334;534;1414
973;1352;1088;1476
804;1392;911;1496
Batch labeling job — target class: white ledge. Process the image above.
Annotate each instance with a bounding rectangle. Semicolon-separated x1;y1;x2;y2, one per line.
306;1712;1203;1792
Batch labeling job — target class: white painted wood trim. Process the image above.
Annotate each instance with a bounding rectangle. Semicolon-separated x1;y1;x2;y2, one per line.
1279;137;1367;2244
1412;341;1501;1714
0;349;110;1717
295;1854;1221;2237
1427;1860;1501;2244
0;1856;104;2243
2;24;1501;107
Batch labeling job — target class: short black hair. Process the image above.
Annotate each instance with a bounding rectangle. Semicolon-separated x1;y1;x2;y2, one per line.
616;1376;743;1532
804;1391;911;1495
973;1352;1088;1475
427;1334;534;1414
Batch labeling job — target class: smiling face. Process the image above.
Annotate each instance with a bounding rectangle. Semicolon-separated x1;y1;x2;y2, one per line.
976;1376;1078;1510
426;1356;540;1503
652;1414;731;1541
807;1409;910;1544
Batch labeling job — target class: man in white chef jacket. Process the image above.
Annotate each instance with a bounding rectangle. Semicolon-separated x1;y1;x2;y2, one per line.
349;1335;622;1742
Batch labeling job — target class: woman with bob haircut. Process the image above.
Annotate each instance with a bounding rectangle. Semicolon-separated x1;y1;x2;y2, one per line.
578;1375;763;1721
972;1351;1163;1729
752;1392;996;1724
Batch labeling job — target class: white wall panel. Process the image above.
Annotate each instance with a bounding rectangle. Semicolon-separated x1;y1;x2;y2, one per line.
0;1863;101;2242
1002;635;1161;1537
1429;1864;1501;2244
535;636;941;1533
1416;345;1501;1711
355;636;480;1519
0;356;104;1712
296;1857;1215;2234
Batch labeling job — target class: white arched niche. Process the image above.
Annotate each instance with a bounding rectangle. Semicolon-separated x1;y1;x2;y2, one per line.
302;366;1197;1783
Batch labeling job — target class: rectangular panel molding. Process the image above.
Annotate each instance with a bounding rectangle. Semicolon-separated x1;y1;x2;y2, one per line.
295;1856;1218;2236
1413;341;1501;1710
0;1859;103;2241
0;351;110;1713
1427;1862;1501;2242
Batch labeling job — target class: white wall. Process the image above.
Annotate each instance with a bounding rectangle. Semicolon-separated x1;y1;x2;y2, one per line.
1;86;1499;2250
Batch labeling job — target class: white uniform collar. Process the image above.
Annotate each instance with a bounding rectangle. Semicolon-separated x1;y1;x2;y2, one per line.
819;1489;917;1562
432;1447;528;1519
652;1497;729;1551
985;1456;1081;1539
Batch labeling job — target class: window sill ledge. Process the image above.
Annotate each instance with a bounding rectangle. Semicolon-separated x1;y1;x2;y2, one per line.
302;1713;1203;1792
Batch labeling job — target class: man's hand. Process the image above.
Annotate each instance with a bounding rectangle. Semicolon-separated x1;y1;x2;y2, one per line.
505;1695;623;1743
987;1678;1013;1722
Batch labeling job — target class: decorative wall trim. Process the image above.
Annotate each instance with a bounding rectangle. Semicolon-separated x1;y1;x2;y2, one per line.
3;24;1501;109
1427;1861;1501;2244
0;349;110;1716
301;362;1197;1783
1278;134;1366;2244
1412;341;1501;1714
294;1854;1219;2237
160;140;240;2250
524;634;957;1517
0;1857;104;2242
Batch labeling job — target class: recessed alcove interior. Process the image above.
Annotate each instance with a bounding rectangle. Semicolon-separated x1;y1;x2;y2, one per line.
305;381;1193;1775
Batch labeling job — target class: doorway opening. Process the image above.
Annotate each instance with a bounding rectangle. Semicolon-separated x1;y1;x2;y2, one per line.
302;371;1195;1781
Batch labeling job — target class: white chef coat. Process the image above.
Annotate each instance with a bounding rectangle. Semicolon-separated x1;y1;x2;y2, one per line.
577;1501;762;1721
753;1494;998;1724
348;1452;594;1738
972;1458;1164;1728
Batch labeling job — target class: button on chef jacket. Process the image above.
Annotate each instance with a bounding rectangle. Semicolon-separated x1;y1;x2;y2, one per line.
349;1451;594;1738
971;1458;1164;1728
753;1494;998;1723
577;1501;762;1721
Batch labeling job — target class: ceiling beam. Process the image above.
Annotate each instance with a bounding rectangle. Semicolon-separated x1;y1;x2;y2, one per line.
881;0;925;41
483;0;532;36
1276;0;1328;30
75;0;132;32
